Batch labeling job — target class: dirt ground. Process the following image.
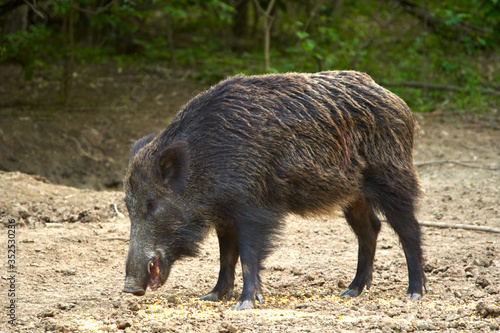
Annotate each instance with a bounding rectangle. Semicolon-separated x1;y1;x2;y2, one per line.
0;64;499;332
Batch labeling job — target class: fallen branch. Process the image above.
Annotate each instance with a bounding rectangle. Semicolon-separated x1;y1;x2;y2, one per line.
380;81;500;96
382;219;500;234
113;203;125;218
419;221;500;234
45;223;64;228
414;160;499;171
101;237;129;242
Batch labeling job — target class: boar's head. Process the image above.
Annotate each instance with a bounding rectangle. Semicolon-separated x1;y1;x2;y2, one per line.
122;134;194;296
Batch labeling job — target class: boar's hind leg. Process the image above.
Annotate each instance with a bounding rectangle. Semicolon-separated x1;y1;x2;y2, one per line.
341;197;381;298
365;170;427;300
200;227;239;302
232;206;281;310
383;204;426;300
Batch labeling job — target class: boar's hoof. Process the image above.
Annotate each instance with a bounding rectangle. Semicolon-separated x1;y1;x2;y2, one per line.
200;289;236;302
122;287;146;296
340;289;361;298
233;300;254;311
406;293;422;300
232;295;263;310
199;293;219;302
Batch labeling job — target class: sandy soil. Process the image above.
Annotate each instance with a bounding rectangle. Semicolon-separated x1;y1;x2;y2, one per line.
0;66;499;332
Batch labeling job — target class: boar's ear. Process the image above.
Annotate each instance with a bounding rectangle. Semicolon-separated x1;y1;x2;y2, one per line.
130;133;156;162
158;141;190;194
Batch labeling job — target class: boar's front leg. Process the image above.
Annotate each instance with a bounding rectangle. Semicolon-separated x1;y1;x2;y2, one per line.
200;226;239;302
232;206;281;310
340;196;381;297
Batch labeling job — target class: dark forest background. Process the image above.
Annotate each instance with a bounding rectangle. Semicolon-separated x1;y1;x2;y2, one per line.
1;0;499;112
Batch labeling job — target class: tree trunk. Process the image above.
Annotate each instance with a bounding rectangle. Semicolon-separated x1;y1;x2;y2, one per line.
233;0;249;38
252;0;276;71
166;13;177;68
2;4;27;34
334;0;343;19
62;4;75;105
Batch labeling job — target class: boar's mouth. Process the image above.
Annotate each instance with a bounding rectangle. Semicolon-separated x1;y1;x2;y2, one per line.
123;251;169;296
148;252;161;291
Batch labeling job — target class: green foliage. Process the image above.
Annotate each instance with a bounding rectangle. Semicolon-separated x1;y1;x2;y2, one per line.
1;25;52;80
0;0;498;112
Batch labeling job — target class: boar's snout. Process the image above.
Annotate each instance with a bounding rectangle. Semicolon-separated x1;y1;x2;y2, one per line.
122;249;154;296
123;276;147;296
